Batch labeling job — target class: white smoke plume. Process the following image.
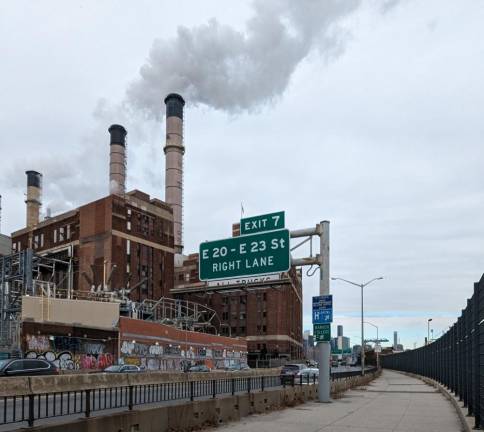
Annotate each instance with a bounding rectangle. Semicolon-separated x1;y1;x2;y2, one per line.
127;0;361;116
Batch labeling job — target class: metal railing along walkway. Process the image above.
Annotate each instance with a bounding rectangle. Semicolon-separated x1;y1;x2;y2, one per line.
382;274;484;429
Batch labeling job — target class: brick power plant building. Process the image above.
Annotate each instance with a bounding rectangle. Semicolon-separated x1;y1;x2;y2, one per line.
0;93;303;369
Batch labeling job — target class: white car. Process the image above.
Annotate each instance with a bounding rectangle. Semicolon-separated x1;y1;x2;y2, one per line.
296;368;319;382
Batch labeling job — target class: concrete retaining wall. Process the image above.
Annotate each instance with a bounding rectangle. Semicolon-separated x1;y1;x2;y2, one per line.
27;370;380;432
0;368;281;396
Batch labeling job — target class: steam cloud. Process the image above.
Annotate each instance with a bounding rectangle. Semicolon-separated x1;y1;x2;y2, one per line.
127;0;361;115
4;0;400;222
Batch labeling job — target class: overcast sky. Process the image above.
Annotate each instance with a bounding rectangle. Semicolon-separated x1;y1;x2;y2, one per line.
1;0;483;349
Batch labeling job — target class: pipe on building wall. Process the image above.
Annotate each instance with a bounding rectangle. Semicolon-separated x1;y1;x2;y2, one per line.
108;124;127;196
25;170;42;228
164;93;185;254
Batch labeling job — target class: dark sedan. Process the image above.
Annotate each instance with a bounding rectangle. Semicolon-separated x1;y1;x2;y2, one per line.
0;358;59;376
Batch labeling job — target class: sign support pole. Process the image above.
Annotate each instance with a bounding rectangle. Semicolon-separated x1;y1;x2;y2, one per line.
319;221;330;403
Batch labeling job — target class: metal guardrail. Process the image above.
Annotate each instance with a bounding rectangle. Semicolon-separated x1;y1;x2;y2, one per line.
381;275;484;429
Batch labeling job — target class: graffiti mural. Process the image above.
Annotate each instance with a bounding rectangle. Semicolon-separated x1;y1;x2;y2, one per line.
26;335;51;352
24;334;114;370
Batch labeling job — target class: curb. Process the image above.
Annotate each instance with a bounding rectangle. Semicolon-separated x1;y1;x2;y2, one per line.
395;370;473;432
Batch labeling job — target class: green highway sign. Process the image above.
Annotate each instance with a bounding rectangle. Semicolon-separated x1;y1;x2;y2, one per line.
199;229;290;281
314;324;331;342
240;211;285;235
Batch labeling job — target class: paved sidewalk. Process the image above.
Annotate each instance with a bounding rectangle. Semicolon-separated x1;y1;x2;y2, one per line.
211;370;463;432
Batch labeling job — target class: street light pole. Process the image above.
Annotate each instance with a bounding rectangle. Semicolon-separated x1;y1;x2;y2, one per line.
364;321;379;369
332;277;383;376
427;318;432;345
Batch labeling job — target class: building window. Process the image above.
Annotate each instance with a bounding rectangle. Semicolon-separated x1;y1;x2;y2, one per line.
240;296;247;305
126;240;131;254
262;325;267;333
239;327;246;335
66;225;71;240
12;242;17;252
263;311;267;318
59;227;65;242
222;297;228;305
239;312;246;320
185;273;190;282
222;312;229;320
53;229;57;243
127;220;131;231
127;208;132;216
231;327;237;335
40;233;44;248
33;235;39;249
263;293;267;301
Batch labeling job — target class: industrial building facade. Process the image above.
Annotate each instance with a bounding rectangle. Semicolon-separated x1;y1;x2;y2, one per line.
11;191;175;303
1;91;303;369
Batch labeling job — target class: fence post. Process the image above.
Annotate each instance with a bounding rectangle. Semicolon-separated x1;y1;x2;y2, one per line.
85;389;91;418
474;281;481;428
128;386;134;410
261;376;265;392
190;381;194;401
231;378;235;396
212;380;216;399
247;377;251;394
28;394;35;428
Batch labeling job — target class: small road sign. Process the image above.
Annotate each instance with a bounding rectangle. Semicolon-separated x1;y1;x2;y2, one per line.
374;344;382;353
312;295;333;324
199;229;290;281
314;324;331;342
240;211;285;235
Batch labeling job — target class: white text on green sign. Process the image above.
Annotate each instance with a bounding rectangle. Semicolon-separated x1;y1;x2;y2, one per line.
199;229;290;281
240;211;285;235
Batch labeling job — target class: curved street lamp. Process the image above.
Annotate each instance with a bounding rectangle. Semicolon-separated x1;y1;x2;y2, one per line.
332;277;383;375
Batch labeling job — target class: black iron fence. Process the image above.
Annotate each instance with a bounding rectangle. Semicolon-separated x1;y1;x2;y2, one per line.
381;275;484;429
0;374;313;428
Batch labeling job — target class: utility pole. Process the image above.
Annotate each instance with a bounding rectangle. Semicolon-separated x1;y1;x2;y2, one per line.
291;220;330;402
319;221;330;402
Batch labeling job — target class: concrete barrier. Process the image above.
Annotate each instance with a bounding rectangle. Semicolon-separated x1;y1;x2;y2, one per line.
0;376;30;397
0;368;282;395
29;371;131;394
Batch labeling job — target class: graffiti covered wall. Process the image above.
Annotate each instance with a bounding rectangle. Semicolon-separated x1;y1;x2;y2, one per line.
24;334;114;370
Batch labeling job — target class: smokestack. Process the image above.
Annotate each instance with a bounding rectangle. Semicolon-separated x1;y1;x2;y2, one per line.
25;171;42;228
108;124;127;196
164;93;185;254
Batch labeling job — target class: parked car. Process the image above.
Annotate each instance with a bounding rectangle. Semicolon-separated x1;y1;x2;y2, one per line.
297;368;319;383
103;365;140;373
187;365;210;373
226;363;250;371
280;363;306;384
0;359;59;377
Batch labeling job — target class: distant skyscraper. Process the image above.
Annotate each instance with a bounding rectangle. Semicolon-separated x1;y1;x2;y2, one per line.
393;331;398;350
337;325;343;337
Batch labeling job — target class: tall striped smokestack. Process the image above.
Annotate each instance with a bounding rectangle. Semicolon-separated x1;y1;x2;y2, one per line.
164;93;185;254
25;170;42;228
108;124;127;196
